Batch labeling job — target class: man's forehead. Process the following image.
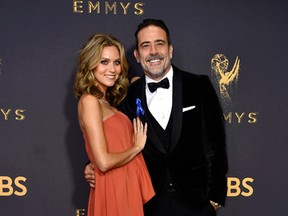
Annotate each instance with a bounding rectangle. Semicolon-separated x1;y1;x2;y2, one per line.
137;26;167;43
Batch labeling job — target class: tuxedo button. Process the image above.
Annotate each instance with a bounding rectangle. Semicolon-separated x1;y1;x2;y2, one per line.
167;182;175;192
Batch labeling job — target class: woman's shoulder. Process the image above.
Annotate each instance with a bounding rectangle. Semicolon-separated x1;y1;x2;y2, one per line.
80;93;96;100
79;94;98;103
78;94;101;111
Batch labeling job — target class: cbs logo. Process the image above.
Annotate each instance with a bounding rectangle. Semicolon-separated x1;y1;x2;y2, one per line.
0;176;27;196
227;177;254;197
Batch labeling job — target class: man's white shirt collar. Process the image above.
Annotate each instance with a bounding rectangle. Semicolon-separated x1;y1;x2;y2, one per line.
145;67;173;129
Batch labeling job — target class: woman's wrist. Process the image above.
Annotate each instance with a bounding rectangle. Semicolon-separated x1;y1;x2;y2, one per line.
134;144;142;153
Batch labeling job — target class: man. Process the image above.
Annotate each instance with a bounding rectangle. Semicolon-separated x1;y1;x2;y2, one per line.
85;18;228;216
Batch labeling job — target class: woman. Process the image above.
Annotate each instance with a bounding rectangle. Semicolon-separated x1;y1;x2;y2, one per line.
74;33;154;216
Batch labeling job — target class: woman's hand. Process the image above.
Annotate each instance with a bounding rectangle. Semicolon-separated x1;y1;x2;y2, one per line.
132;117;147;151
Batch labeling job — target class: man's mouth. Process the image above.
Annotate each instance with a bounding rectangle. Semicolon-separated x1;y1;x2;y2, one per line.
148;59;161;63
147;56;163;63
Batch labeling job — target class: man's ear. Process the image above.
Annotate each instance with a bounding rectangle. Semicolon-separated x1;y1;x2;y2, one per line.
134;49;140;63
169;44;173;60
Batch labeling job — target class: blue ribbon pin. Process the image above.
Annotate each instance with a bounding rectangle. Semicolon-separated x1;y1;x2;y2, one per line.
136;98;145;117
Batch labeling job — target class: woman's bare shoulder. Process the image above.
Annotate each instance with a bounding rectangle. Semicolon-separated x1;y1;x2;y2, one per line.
78;94;102;113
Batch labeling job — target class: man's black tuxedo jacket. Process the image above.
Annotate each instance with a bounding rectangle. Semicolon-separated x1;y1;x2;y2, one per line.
120;65;228;209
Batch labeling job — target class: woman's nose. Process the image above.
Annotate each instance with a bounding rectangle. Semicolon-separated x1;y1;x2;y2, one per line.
109;63;116;72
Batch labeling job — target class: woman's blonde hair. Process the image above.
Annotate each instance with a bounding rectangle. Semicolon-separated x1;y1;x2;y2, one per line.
74;33;129;107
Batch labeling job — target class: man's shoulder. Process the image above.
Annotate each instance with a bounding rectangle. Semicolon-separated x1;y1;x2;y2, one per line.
173;65;209;82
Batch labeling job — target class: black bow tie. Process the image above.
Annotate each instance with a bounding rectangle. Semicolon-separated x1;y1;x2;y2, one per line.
148;77;170;93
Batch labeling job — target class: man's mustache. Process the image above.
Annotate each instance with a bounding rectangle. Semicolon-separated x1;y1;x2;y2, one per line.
146;54;164;62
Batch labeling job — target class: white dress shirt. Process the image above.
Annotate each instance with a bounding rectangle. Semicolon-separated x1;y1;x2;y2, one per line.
145;67;173;129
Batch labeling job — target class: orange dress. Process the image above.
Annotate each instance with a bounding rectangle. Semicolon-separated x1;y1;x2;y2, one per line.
83;112;155;216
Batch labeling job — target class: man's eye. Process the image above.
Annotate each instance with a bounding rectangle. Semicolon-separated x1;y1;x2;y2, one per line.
156;42;164;47
141;44;150;49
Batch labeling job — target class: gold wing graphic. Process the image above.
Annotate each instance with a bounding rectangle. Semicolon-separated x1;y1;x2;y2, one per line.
219;56;240;86
211;54;240;101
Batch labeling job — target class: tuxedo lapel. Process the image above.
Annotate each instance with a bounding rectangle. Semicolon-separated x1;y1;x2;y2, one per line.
130;69;184;154
169;66;183;152
137;77;167;153
136;67;184;153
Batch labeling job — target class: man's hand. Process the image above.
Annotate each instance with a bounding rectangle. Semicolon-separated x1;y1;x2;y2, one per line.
131;76;140;83
84;163;95;188
210;200;221;211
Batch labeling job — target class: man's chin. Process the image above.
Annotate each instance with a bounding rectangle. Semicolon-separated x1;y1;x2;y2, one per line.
146;70;165;79
148;65;163;72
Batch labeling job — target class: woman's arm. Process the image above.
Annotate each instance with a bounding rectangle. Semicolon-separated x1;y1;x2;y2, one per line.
78;94;147;172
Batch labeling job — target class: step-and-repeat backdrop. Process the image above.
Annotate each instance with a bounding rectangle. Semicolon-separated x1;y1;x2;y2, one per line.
1;0;287;215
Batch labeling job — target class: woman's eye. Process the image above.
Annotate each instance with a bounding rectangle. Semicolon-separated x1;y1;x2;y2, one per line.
114;61;121;65
101;60;108;65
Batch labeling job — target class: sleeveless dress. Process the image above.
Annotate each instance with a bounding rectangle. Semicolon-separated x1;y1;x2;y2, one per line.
83;111;155;216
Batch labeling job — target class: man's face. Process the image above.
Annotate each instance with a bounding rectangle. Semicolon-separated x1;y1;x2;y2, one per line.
134;25;173;80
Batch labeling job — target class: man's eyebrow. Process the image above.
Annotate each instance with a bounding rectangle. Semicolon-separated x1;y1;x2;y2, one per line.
139;41;150;46
139;39;166;46
155;39;165;43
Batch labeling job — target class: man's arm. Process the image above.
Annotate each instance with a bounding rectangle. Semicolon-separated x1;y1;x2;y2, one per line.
202;76;228;206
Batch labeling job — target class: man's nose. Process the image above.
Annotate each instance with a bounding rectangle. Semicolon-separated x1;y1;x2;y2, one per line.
149;44;158;54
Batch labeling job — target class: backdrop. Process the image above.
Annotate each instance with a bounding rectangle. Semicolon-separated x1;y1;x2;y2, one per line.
1;0;287;215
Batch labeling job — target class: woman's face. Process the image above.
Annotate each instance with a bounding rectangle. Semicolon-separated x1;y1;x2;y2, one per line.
93;46;121;91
